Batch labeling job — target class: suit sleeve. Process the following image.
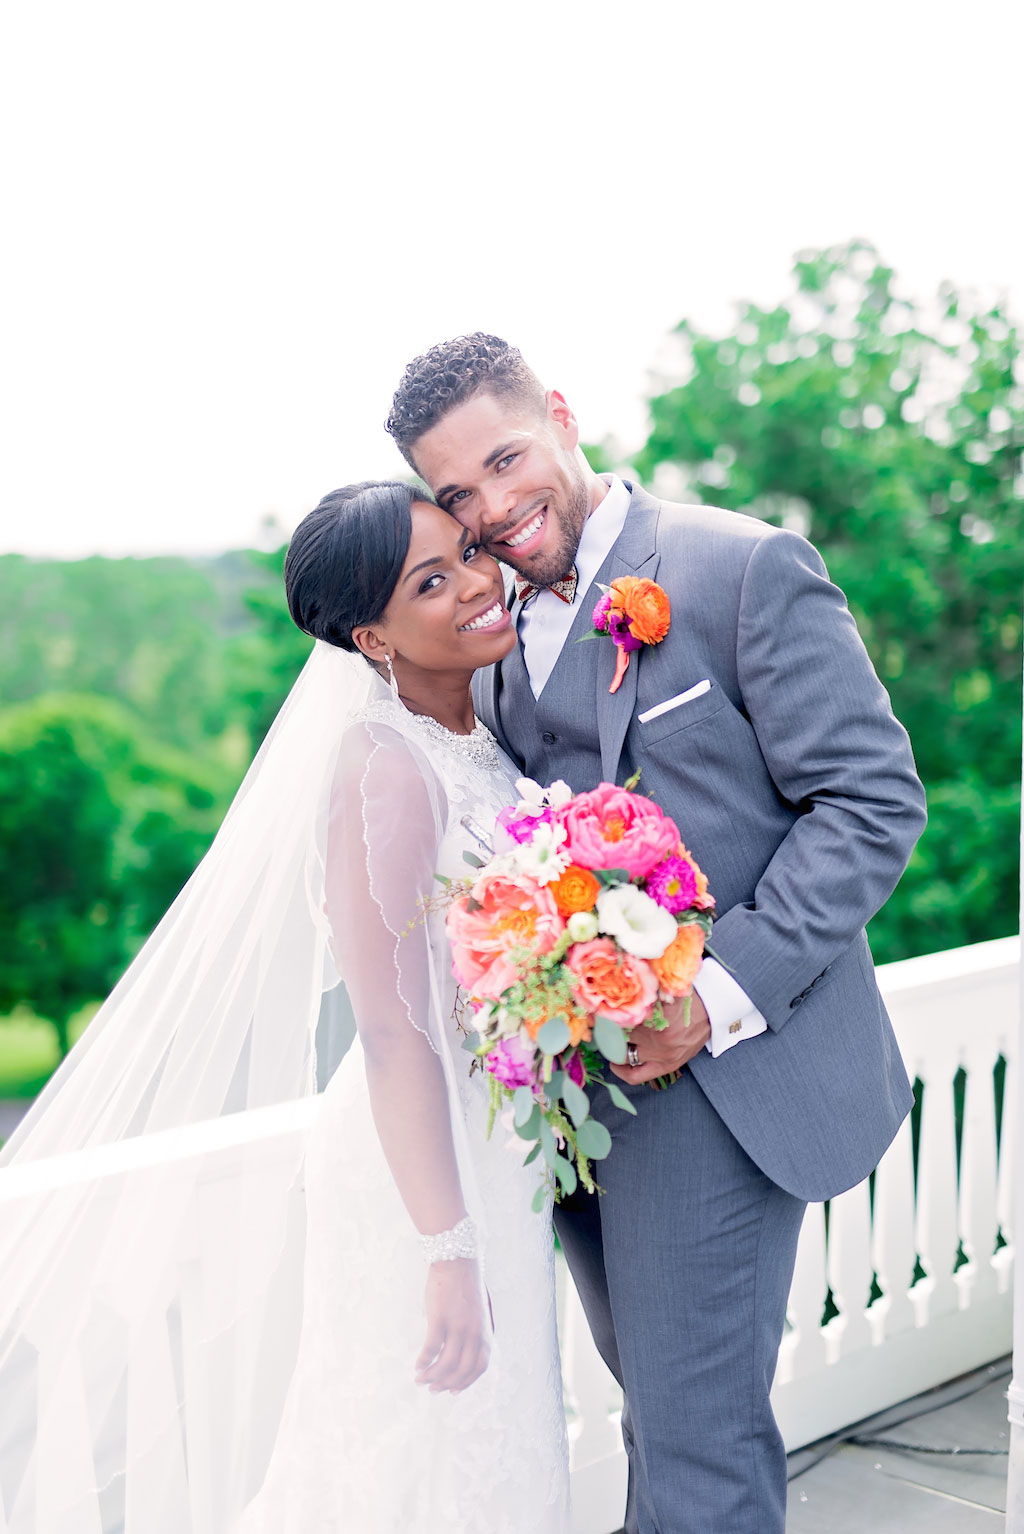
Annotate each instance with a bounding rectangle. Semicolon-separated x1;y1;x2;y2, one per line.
706;528;927;1030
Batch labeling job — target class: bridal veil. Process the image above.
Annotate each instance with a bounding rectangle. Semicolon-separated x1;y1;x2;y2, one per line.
0;641;485;1532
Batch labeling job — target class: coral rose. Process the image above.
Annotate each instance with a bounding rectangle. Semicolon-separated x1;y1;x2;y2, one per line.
446;871;565;1001
565;937;658;1027
650;923;705;998
555;783;680;880
549;863;602;917
609;576;671;645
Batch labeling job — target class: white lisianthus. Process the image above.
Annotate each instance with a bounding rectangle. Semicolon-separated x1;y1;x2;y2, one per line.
566;910;600;943
514;777;548;818
546;779;573;810
515;822;571;885
596;885;678;958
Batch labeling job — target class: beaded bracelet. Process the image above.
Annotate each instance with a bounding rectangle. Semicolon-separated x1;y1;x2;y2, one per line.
418;1215;477;1264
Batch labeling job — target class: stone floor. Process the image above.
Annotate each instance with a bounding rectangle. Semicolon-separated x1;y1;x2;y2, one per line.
786;1360;1009;1530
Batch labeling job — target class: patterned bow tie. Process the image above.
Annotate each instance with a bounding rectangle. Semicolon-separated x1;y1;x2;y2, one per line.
513;566;578;607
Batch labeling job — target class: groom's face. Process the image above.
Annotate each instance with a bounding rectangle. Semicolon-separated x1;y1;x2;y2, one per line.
411;389;591;587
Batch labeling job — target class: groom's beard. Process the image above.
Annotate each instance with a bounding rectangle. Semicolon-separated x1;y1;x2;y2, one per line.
487;476;590;588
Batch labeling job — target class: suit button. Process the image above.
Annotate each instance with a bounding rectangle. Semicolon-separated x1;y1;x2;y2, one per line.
542;732;557;745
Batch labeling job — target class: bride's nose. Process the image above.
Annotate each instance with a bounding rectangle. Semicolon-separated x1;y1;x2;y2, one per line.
458;558;496;604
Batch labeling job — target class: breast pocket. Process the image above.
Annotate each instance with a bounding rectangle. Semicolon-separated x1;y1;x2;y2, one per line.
636;680;728;746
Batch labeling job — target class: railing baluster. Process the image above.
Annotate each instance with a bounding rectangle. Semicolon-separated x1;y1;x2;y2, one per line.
914;1052;961;1321
783;1202;828;1378
958;1039;1001;1306
827;1178;873;1355
871;1114;916;1336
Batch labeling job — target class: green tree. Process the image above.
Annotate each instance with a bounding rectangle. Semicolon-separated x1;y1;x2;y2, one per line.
628;241;1023;962
0;694;232;1056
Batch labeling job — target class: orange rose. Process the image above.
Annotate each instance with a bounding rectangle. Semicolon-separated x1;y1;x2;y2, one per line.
523;1006;593;1046
610;576;671;646
549;864;602;918
566;938;658;1027
650;923;705;998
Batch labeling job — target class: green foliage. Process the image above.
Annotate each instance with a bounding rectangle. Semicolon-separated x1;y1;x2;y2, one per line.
628;240;1023;962
0;693;232;1055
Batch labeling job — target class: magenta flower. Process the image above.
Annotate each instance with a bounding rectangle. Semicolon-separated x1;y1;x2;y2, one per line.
645;855;698;914
592;592;613;631
484;1034;536;1090
496;804;553;847
565;1050;586;1088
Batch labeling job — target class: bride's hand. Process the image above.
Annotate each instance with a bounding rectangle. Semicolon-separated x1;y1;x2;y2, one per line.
415;1258;492;1394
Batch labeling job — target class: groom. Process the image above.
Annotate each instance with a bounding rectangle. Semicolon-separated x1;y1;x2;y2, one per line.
386;335;926;1532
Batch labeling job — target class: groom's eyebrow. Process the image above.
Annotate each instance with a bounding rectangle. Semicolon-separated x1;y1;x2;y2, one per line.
436;441;517;504
402;525;471;584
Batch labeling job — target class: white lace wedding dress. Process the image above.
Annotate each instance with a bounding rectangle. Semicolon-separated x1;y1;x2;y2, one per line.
234;701;570;1533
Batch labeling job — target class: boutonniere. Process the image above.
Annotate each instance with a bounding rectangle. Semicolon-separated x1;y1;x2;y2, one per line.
581;576;672;693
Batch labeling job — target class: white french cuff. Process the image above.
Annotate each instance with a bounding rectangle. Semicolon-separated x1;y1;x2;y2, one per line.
693;957;768;1057
418;1215;478;1264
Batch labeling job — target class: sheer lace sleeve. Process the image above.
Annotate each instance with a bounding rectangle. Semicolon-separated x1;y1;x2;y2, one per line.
325;718;469;1239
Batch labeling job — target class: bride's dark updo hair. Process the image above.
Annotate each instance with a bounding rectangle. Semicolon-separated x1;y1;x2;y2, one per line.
285;480;433;651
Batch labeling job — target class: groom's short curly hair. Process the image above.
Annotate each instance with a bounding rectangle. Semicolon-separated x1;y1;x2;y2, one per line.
385;333;546;467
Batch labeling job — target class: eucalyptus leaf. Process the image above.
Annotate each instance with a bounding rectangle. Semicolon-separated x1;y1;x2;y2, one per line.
605;1080;639;1115
596;867;631;886
462;850;485;869
538;1116;557;1167
536;1016;571;1055
575;1118;613;1160
553;1154;578;1197
546;1071;566;1102
514;1104;541;1141
562;1078;590;1128
460;1030;480;1054
593;1014;628;1064
531;1184;549;1214
513;1085;535;1126
522;1141;542;1166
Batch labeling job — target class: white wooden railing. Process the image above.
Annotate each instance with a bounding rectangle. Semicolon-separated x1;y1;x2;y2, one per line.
563;935;1018;1532
0;937;1016;1534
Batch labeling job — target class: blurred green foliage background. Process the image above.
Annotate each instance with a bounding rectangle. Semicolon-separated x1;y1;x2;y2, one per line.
1;242;1021;1096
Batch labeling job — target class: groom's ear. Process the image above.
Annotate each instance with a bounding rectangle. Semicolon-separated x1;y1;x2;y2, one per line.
546;389;580;450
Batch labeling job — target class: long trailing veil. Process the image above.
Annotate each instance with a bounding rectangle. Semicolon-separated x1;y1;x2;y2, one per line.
0;641;487;1533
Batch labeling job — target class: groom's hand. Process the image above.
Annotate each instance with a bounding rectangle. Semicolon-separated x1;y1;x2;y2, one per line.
610;993;711;1085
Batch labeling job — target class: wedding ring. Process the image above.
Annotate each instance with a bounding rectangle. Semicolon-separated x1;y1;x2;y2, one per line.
627;1042;641;1069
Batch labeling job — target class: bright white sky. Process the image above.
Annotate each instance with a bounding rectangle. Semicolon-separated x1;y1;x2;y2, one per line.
2;0;1020;557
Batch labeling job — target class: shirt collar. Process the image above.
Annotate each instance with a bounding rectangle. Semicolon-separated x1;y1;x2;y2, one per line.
575;475;631;593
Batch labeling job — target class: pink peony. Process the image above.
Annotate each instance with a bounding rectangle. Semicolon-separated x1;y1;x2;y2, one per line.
645;855;698;914
565;937;659;1027
446;870;565;1001
484;1034;536;1089
555;783;681;881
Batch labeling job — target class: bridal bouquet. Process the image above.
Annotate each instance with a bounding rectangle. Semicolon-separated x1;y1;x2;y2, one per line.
445;778;715;1208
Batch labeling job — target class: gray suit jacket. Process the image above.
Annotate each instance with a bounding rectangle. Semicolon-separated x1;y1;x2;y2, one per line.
473;484;927;1202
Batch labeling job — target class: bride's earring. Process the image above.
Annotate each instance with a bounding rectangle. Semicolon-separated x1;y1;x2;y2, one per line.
385;651;400;701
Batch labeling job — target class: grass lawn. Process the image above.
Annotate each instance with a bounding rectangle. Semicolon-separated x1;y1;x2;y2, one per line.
0;1008;94;1098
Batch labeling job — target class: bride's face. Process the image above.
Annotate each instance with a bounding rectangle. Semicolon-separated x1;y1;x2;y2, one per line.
368;501;514;673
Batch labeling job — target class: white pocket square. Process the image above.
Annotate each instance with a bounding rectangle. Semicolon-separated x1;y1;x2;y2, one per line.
637;679;712;725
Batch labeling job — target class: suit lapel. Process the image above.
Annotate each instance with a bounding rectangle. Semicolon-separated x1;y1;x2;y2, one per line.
473;585;525;764
594;484;662;784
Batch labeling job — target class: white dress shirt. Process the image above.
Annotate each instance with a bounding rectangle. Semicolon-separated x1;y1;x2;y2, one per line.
517;475;768;1058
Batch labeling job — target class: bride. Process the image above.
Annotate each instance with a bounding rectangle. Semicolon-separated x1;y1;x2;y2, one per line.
0;482;571;1533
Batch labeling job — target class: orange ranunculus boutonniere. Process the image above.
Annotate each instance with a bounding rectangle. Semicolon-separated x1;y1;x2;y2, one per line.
583;577;671;693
